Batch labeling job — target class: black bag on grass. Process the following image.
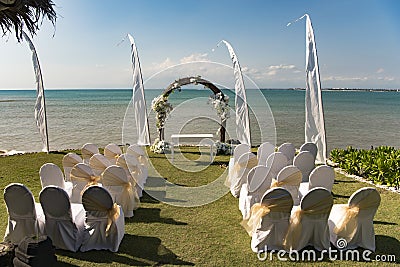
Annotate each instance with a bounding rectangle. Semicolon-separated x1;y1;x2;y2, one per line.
13;235;56;267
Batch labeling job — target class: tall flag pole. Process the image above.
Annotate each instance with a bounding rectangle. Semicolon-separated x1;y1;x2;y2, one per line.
22;31;49;153
127;33;150;145
303;14;327;163
218;40;251;146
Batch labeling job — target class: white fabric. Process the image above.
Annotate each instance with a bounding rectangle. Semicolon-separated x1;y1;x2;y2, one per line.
288;187;333;251
293;151;315;182
309;165;335;191
62;153;82;181
239;165;270;220
80;186;125;252
304;14;327;164
128;34;151;146
227;144;251;187
220;40;251;146
3;183;45;244
126;144;149;182
276;166;302;206
299;142;318;161
278;143;296;164
265;152;289;177
39;186;86;252
251;188;293;252
70;163;97;203
81;143;99;164
328;187;380;251
117;154;146;197
89;153;111;177
22;31;49;153
104;144;122;165
39;163;73;198
230;152;257;198
102;165;140;217
257;142;275;166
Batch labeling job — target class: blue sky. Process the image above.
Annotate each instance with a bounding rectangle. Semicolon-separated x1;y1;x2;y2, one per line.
0;0;399;89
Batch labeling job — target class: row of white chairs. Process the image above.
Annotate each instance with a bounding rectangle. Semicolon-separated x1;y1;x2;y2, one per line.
245;186;380;253
3;183;124;252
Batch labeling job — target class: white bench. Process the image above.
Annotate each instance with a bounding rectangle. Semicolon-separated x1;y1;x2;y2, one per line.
170;134;214;162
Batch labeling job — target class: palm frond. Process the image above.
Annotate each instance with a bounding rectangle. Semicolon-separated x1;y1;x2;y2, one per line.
0;0;56;41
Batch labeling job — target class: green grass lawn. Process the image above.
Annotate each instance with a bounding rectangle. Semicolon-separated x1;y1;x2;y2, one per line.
0;148;398;266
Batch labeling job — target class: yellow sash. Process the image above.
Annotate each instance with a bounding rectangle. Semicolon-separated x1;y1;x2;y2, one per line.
106;203;121;236
270;171;302;188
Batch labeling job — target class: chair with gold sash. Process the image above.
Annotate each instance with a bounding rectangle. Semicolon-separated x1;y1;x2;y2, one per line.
80;186;125;252
126;144;149;186
39;186;86;252
102;165;140;218
227;144;251;188
229;152;258;198
299;165;335;199
62;153;82;181
81;143;99;164
117;154;145;197
265;152;289;177
293;151;315;182
104;143;122;165
328;187;380;251
239;165;270;220
89;153;111;177
70;163;99;203
284;187;333;251
257;142;275;166
273;166;302;205
278;143;296;164
39;163;73;198
242;187;293;252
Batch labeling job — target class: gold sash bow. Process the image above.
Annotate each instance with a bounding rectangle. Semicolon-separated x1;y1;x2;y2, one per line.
270;171;302;188
241;203;276;236
333;205;360;241
106;203;121;236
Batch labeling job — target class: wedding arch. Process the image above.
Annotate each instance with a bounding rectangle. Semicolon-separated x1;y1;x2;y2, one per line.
151;76;230;142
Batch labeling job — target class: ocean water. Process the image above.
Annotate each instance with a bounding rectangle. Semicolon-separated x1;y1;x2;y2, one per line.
0;89;399;154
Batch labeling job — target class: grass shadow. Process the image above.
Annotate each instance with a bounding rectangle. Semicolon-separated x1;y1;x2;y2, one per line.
126;207;187;225
332;192;351;199
57;234;194;266
334;179;358;183
373;220;398;226
375;235;400;263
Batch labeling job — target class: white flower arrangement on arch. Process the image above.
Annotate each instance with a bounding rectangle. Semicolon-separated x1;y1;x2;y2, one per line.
208;92;230;122
151;95;173;129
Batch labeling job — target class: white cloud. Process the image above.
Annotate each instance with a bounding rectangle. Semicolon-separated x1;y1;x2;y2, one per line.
376;68;385;74
180;53;210;64
378;76;395;81
268;64;296;70
323;76;368;82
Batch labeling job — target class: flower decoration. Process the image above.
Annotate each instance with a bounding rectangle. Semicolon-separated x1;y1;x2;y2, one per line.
214;141;232;155
208;92;230;122
151;95;173;129
150;138;171;154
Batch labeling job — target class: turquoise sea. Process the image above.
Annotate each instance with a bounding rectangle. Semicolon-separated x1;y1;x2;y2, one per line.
0;89;399;154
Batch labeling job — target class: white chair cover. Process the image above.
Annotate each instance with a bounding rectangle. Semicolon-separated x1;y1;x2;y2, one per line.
62;153;82;181
227;144;251;187
104;143;122;165
257;142;275;166
293;151;315;182
39;163;73;198
265;152;289;177
89;153;111;177
300;142;318;161
299;165;335;199
126;144;149;186
239;165;270;220
328;187;380;251
229;152;258;198
242;188;293;252
81;143;99;164
3;183;45;244
273;166;302;206
80;186;125;252
284;187;333;251
278;143;296;164
39;186;86;252
117;154;145;197
70;163;99;203
102;165;140;217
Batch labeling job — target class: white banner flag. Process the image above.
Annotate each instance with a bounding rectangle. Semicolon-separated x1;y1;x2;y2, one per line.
219;40;251;146
23;31;49;153
304;15;327;163
127;34;150;145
